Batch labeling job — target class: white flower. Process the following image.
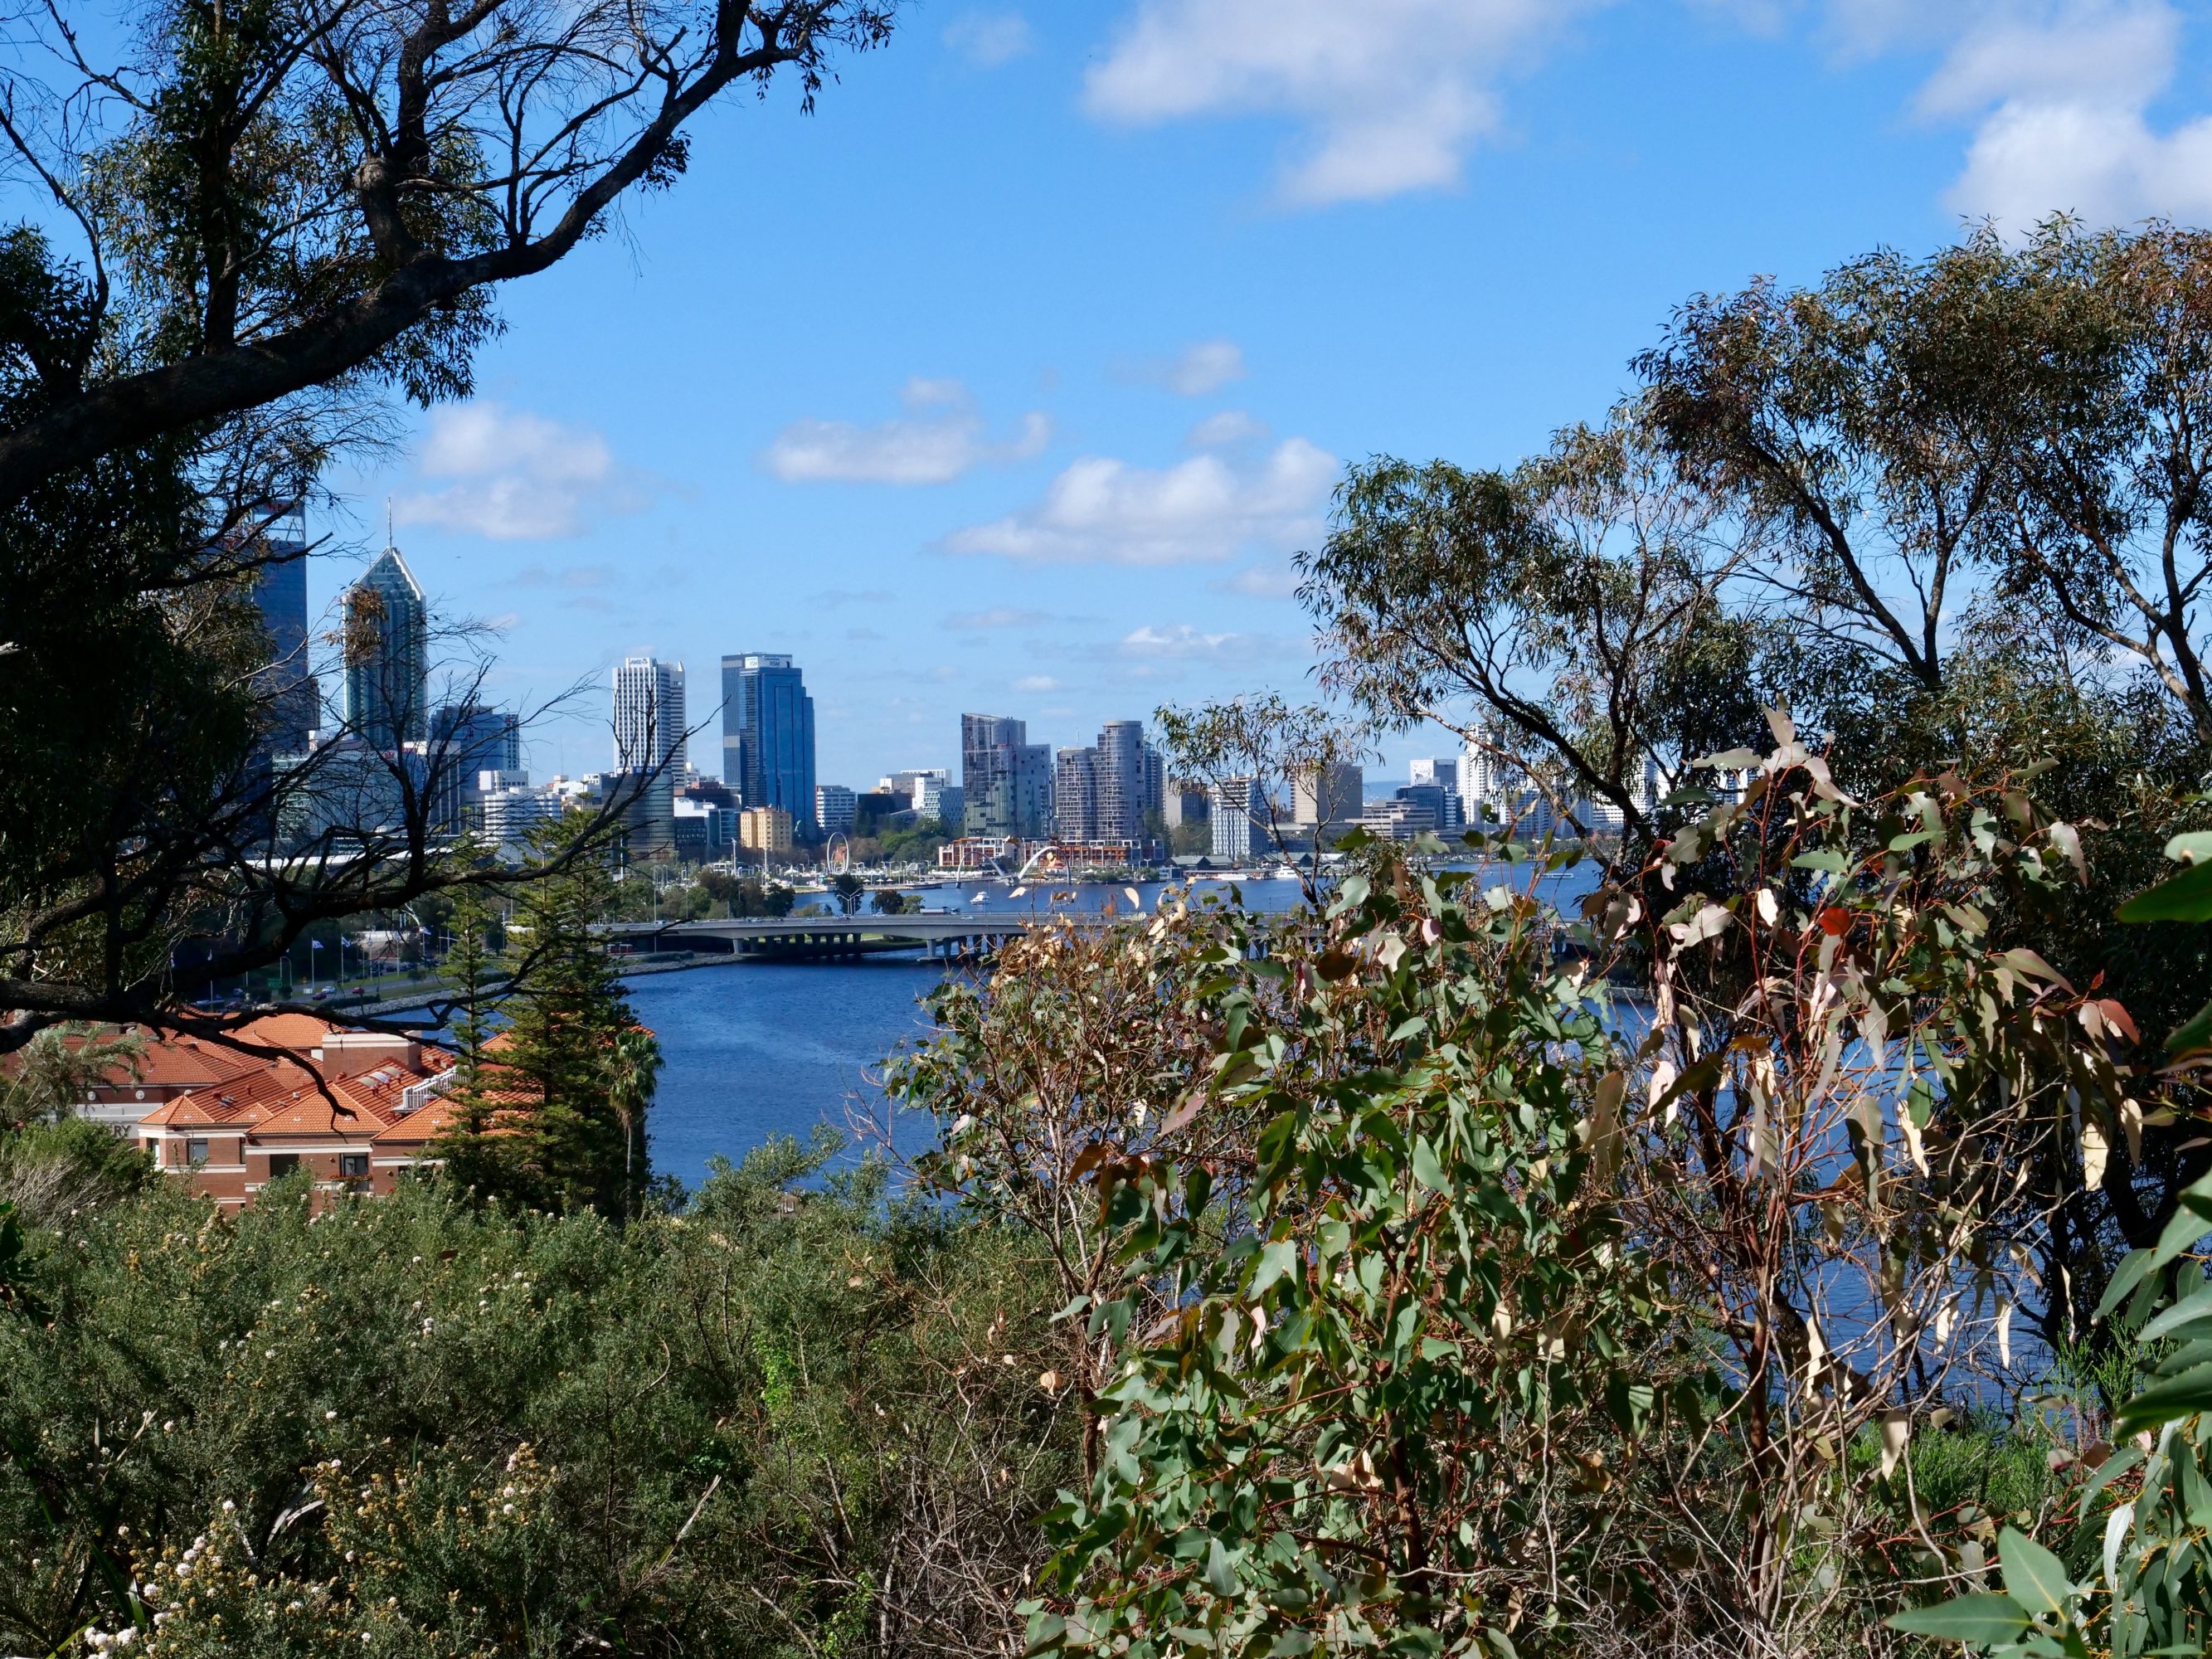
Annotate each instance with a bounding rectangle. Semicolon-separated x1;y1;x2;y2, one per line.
325;1409;338;1421
221;1499;236;1512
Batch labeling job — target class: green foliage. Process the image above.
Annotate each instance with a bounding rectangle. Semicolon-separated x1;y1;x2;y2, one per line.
1;1023;145;1130
697;868;797;919
440;815;652;1215
0;1133;1072;1658
1028;860;1687;1656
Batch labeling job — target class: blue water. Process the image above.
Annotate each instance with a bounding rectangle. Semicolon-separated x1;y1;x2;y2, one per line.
632;865;1598;1191
634;875;1314;1190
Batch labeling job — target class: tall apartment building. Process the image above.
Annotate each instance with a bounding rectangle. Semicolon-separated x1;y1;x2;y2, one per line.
960;713;1053;839
341;545;427;748
612;655;687;776
1094;720;1149;840
722;654;817;833
1054;747;1098;841
1053;722;1157;844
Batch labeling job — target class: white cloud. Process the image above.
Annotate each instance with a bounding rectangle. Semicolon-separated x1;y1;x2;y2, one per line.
393;403;629;540
945;437;1335;565
946;10;1034;66
1839;1;2212;229
1084;0;1584;205
1014;674;1062;691
1120;623;1253;659
1187;408;1270;447
762;379;1052;484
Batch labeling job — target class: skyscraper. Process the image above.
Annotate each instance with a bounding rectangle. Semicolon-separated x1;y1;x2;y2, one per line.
612;655;687;776
721;654;817;833
342;546;427;748
430;703;522;831
246;503;318;753
961;713;1053;839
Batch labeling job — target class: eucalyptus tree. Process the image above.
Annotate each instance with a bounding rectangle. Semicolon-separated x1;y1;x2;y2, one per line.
1300;418;1764;856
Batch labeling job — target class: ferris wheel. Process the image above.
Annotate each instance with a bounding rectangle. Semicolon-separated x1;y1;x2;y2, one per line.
826;831;851;873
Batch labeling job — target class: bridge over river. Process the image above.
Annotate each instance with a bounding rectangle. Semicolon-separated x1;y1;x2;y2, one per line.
602;912;1120;962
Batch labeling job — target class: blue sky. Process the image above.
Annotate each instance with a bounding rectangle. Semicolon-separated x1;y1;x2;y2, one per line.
327;0;2212;789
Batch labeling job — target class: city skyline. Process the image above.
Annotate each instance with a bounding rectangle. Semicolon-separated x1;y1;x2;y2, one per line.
288;5;2212;788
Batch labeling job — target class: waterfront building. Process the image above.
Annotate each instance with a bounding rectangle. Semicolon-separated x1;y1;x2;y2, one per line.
1293;761;1364;829
937;836;1018;871
429;703;521;831
1054;746;1098;842
960;713;1053;839
342;545;428;748
722;654;817;832
1210;778;1261;862
1095;720;1148;841
613;655;688;776
740;804;794;855
814;784;857;836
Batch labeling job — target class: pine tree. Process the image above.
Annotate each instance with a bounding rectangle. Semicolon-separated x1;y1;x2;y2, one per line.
493;813;653;1214
430;866;512;1197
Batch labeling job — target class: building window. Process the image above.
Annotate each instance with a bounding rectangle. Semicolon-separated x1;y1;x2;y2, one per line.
185;1138;210;1164
338;1153;369;1179
265;1153;300;1180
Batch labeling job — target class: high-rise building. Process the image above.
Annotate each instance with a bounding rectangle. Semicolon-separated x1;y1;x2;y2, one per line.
341;546;428;748
961;714;1053;839
612;656;687;776
429;703;521;831
246;503;318;753
814;784;857;837
1293;761;1364;826
1210;778;1259;862
721;654;817;832
1055;747;1099;841
1094;720;1148;841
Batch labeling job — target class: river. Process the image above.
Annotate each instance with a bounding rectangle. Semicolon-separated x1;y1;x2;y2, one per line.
633;865;1597;1191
